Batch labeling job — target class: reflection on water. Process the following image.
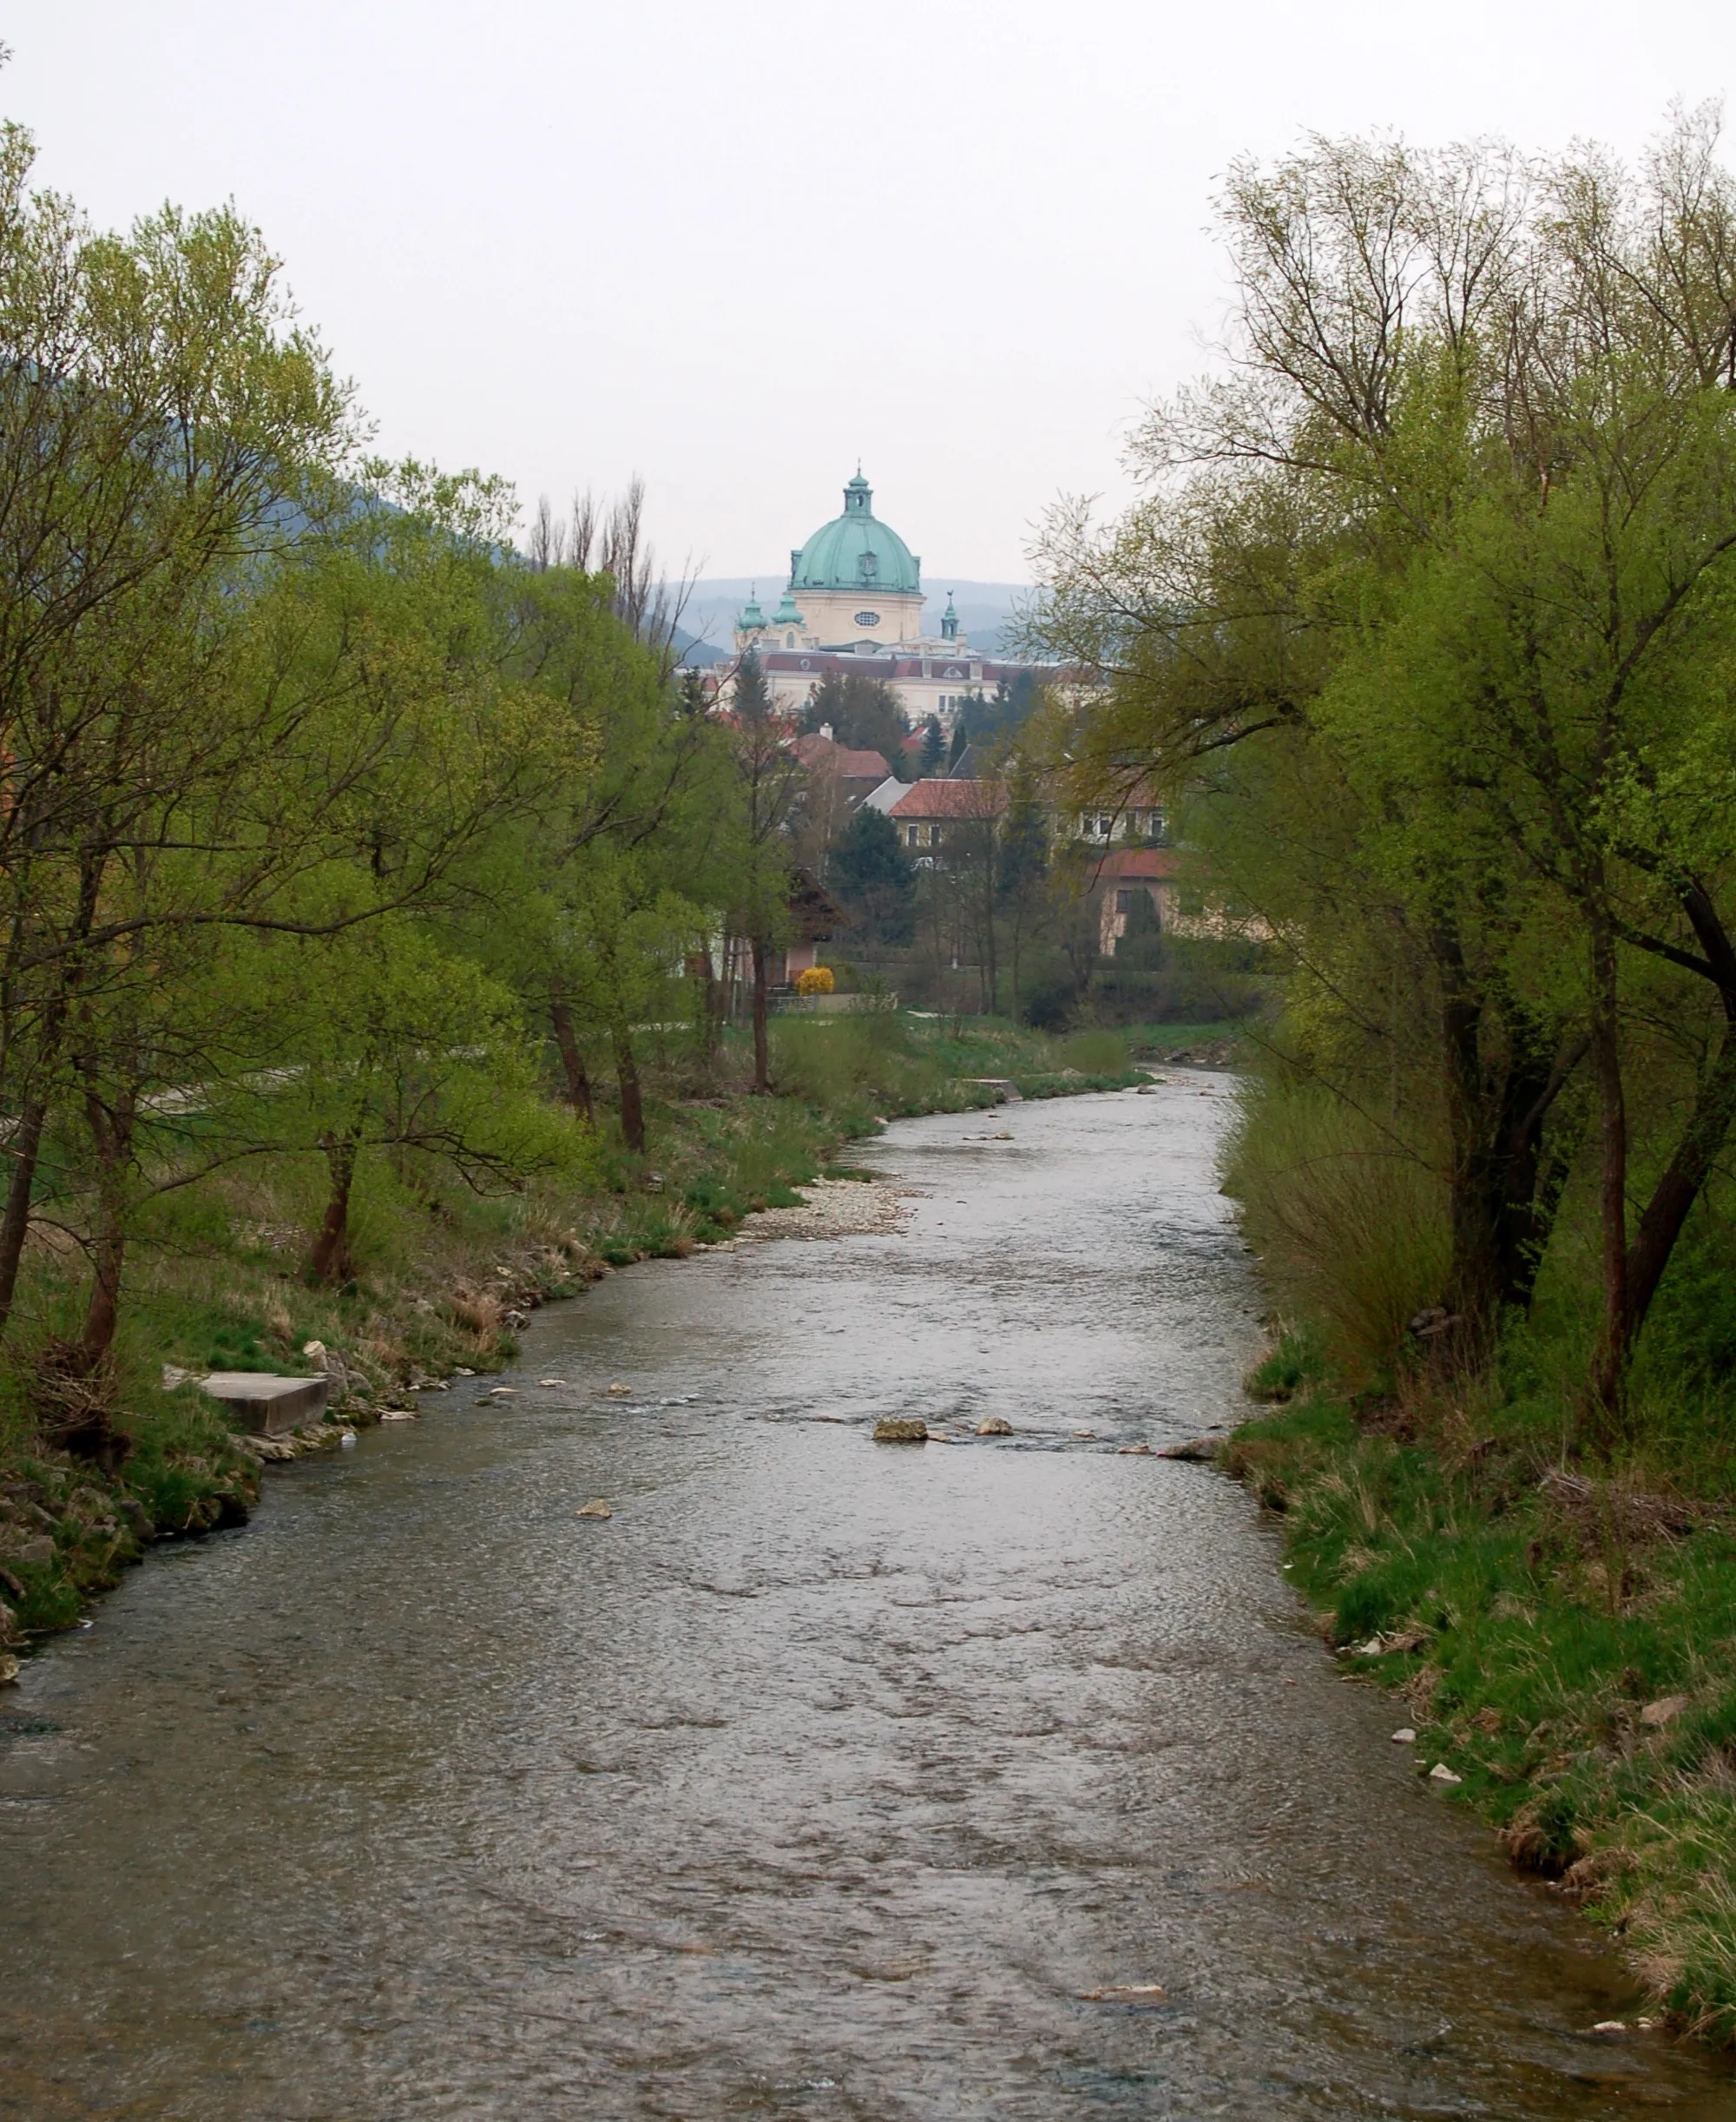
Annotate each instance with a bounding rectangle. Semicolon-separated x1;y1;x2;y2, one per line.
3;1085;1733;2119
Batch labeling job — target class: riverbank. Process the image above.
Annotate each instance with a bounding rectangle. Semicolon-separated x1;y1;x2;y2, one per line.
1225;1354;1736;2044
15;1082;1730;2120
0;1012;1200;1674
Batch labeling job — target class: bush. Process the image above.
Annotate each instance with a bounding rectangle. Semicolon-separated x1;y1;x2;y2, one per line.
1056;1028;1129;1074
796;965;835;996
1224;1074;1448;1382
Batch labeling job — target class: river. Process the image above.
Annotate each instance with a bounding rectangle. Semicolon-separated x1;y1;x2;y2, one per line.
3;1084;1733;2119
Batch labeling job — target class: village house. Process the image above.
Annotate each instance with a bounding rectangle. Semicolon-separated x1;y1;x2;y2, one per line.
1074;777;1167;847
789;730;891;812
886;777;1009;864
1088;846;1187;954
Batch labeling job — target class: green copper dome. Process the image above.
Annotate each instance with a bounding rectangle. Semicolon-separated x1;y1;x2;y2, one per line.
789;472;921;597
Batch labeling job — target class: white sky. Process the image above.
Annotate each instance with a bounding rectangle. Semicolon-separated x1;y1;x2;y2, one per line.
6;1;1733;579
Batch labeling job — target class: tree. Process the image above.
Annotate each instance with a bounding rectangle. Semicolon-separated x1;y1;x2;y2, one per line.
800;670;907;764
997;763;1053;1021
832;806;916;946
0;126;355;1341
725;651;803;1092
1031;109;1736;1414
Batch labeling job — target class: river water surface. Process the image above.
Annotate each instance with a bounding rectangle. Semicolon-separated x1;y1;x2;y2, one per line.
4;1084;1735;2119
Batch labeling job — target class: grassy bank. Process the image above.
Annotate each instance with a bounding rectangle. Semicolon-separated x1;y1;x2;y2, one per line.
0;1010;1175;1677
1219;1052;1736;2041
1226;1364;1736;2038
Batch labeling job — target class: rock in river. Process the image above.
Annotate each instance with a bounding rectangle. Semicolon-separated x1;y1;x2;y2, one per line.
873;1418;929;1443
1157;1437;1221;1462
575;1499;614;1519
974;1416;1013;1436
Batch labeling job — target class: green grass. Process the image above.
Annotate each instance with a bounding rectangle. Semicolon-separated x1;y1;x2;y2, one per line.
1227;1354;1736;2041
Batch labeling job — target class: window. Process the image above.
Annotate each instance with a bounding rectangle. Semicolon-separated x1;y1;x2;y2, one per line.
786;633;795;648
1115;887;1138;912
905;824;918;847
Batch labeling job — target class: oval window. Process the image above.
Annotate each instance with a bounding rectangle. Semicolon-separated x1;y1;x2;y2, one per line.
854;610;881;627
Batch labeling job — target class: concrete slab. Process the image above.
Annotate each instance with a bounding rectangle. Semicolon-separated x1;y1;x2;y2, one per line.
201;1372;328;1436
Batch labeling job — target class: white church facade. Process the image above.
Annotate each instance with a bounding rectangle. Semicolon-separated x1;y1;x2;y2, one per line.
727;471;1032;729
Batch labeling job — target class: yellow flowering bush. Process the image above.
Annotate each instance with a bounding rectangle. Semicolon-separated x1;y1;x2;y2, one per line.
796;965;835;996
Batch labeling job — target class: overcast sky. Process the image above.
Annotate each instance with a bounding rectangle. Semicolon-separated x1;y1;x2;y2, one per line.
6;2;1733;581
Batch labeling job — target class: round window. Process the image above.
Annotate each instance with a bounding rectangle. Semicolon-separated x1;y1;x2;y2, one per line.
854;610;881;627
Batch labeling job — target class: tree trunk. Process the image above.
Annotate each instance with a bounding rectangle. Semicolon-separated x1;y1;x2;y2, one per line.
1588;921;1629;1424
549;998;594;1122
79;1086;136;1369
1621;1018;1736;1343
305;1131;359;1285
1615;881;1736;1352
0;1095;48;1342
751;936;771;1093
613;1020;646;1152
1435;928;1503;1340
1431;926;1580;1344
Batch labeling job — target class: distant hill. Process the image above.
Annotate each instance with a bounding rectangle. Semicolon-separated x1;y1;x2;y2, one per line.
674;578;1035;658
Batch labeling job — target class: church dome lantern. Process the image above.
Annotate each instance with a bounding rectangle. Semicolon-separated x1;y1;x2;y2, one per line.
789;469;922;597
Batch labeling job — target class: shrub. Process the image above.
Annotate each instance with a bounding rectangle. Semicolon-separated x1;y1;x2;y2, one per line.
796;965;835;996
1225;1074;1448;1383
1057;1028;1128;1075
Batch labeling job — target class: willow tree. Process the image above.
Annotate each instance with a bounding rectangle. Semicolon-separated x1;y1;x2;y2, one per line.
1032;108;1736;1410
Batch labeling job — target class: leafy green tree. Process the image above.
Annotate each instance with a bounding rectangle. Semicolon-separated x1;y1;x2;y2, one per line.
799;670;907;764
0;124;355;1342
726;651;802;1092
832;806;916;946
997;764;1054;1020
1033;110;1736;1414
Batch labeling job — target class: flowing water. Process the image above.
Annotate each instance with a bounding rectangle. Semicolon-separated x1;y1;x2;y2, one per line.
3;1084;1735;2119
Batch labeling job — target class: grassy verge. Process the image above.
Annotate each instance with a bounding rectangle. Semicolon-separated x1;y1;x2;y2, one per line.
0;1009;1162;1674
1227;1338;1736;2041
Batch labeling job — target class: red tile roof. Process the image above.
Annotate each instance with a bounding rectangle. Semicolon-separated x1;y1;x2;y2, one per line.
1088;846;1185;881
887;777;1009;820
789;734;891;780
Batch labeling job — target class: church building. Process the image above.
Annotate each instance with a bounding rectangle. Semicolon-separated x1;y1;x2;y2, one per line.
728;471;1029;731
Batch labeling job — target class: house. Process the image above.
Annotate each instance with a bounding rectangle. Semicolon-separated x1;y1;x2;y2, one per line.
858;775;909;815
1074;777;1167;847
887;777;1009;865
720;867;843;989
1089;846;1188;955
789;730;892;812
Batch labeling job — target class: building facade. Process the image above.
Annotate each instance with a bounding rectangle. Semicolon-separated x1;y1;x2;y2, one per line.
728;471;1032;731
